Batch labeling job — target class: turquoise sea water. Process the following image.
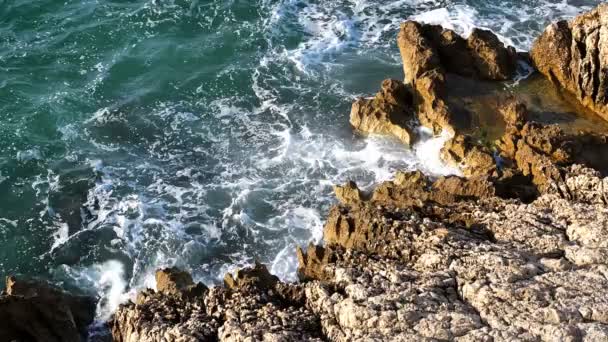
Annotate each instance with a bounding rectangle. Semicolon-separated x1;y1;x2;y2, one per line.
0;0;601;319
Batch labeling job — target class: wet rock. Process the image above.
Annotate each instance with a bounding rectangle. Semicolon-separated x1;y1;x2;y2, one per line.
0;276;96;342
441;134;496;176
350;79;416;145
531;4;608;122
397;21;518;134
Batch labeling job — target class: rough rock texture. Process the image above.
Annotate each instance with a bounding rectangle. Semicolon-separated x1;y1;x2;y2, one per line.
440;134;496;176
298;163;608;341
109;15;608;342
397;21;518;134
531;3;608;122
496;99;608;194
350;79;416;145
0;276;96;342
112;266;322;342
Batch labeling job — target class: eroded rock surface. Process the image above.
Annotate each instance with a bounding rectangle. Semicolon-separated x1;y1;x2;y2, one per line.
397;21;518;134
350;79;416;145
531;4;608;122
0;276;96;342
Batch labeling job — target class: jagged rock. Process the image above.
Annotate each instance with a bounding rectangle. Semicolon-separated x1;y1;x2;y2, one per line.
499;97;528;127
441;134;496;176
0;276;96;342
333;181;364;205
297;243;336;282
497;99;608;194
397;21;518;135
224;262;279;292
112;266;322;342
350;79;416;145
371;171;496;207
531;4;608;122
155;267;207;300
303;164;608;341
467;28;518;81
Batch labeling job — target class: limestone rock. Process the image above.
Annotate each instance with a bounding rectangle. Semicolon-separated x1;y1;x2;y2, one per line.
397;21;518;134
333;181;364;205
155;267;207;299
467;28;518;81
531;3;608;122
441;134;496;176
223;262;279;292
350;79;416;145
0;276;96;342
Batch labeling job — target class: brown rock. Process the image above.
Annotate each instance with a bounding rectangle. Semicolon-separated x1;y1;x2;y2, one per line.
155;267;207;299
297;243;336;282
467;28;518;80
441;134;496;176
350;79;416;145
531;4;608;122
224;262;279;291
499;97;528;127
397;21;517;135
0;276;96;342
333;181;364;205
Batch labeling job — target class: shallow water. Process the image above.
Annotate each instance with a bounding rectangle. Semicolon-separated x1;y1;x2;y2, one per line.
0;0;603;319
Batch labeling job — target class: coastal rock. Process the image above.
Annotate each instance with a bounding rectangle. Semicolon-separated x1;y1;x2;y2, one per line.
531;4;608;122
497;100;608;194
350;79;416;145
441;134;496;176
155;267;207;300
466;28;518;81
304;163;608;341
0;276;96;342
224;262;279;292
397;21;518;134
112;266;322;342
333;181;364;205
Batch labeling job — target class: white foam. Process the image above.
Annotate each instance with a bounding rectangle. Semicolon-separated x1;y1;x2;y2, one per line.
57;260;128;321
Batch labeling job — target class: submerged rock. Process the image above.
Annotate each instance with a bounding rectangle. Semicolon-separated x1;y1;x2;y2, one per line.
531;4;608;122
0;276;96;342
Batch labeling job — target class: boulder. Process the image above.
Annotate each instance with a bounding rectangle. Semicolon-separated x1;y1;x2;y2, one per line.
440;134;496;176
155;267;207;299
223;262;279;292
350;79;416;145
531;4;608;122
0;276;96;342
397;21;518;135
467;28;518;80
333;181;364;205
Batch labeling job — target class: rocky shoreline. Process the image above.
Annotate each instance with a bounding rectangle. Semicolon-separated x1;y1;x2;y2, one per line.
3;4;608;342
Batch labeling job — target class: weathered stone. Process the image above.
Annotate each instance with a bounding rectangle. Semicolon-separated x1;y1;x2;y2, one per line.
467;28;518;81
350;79;416;145
224;262;279;292
0;276;96;342
441;134;496;177
531;4;608;122
333;181;364;205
